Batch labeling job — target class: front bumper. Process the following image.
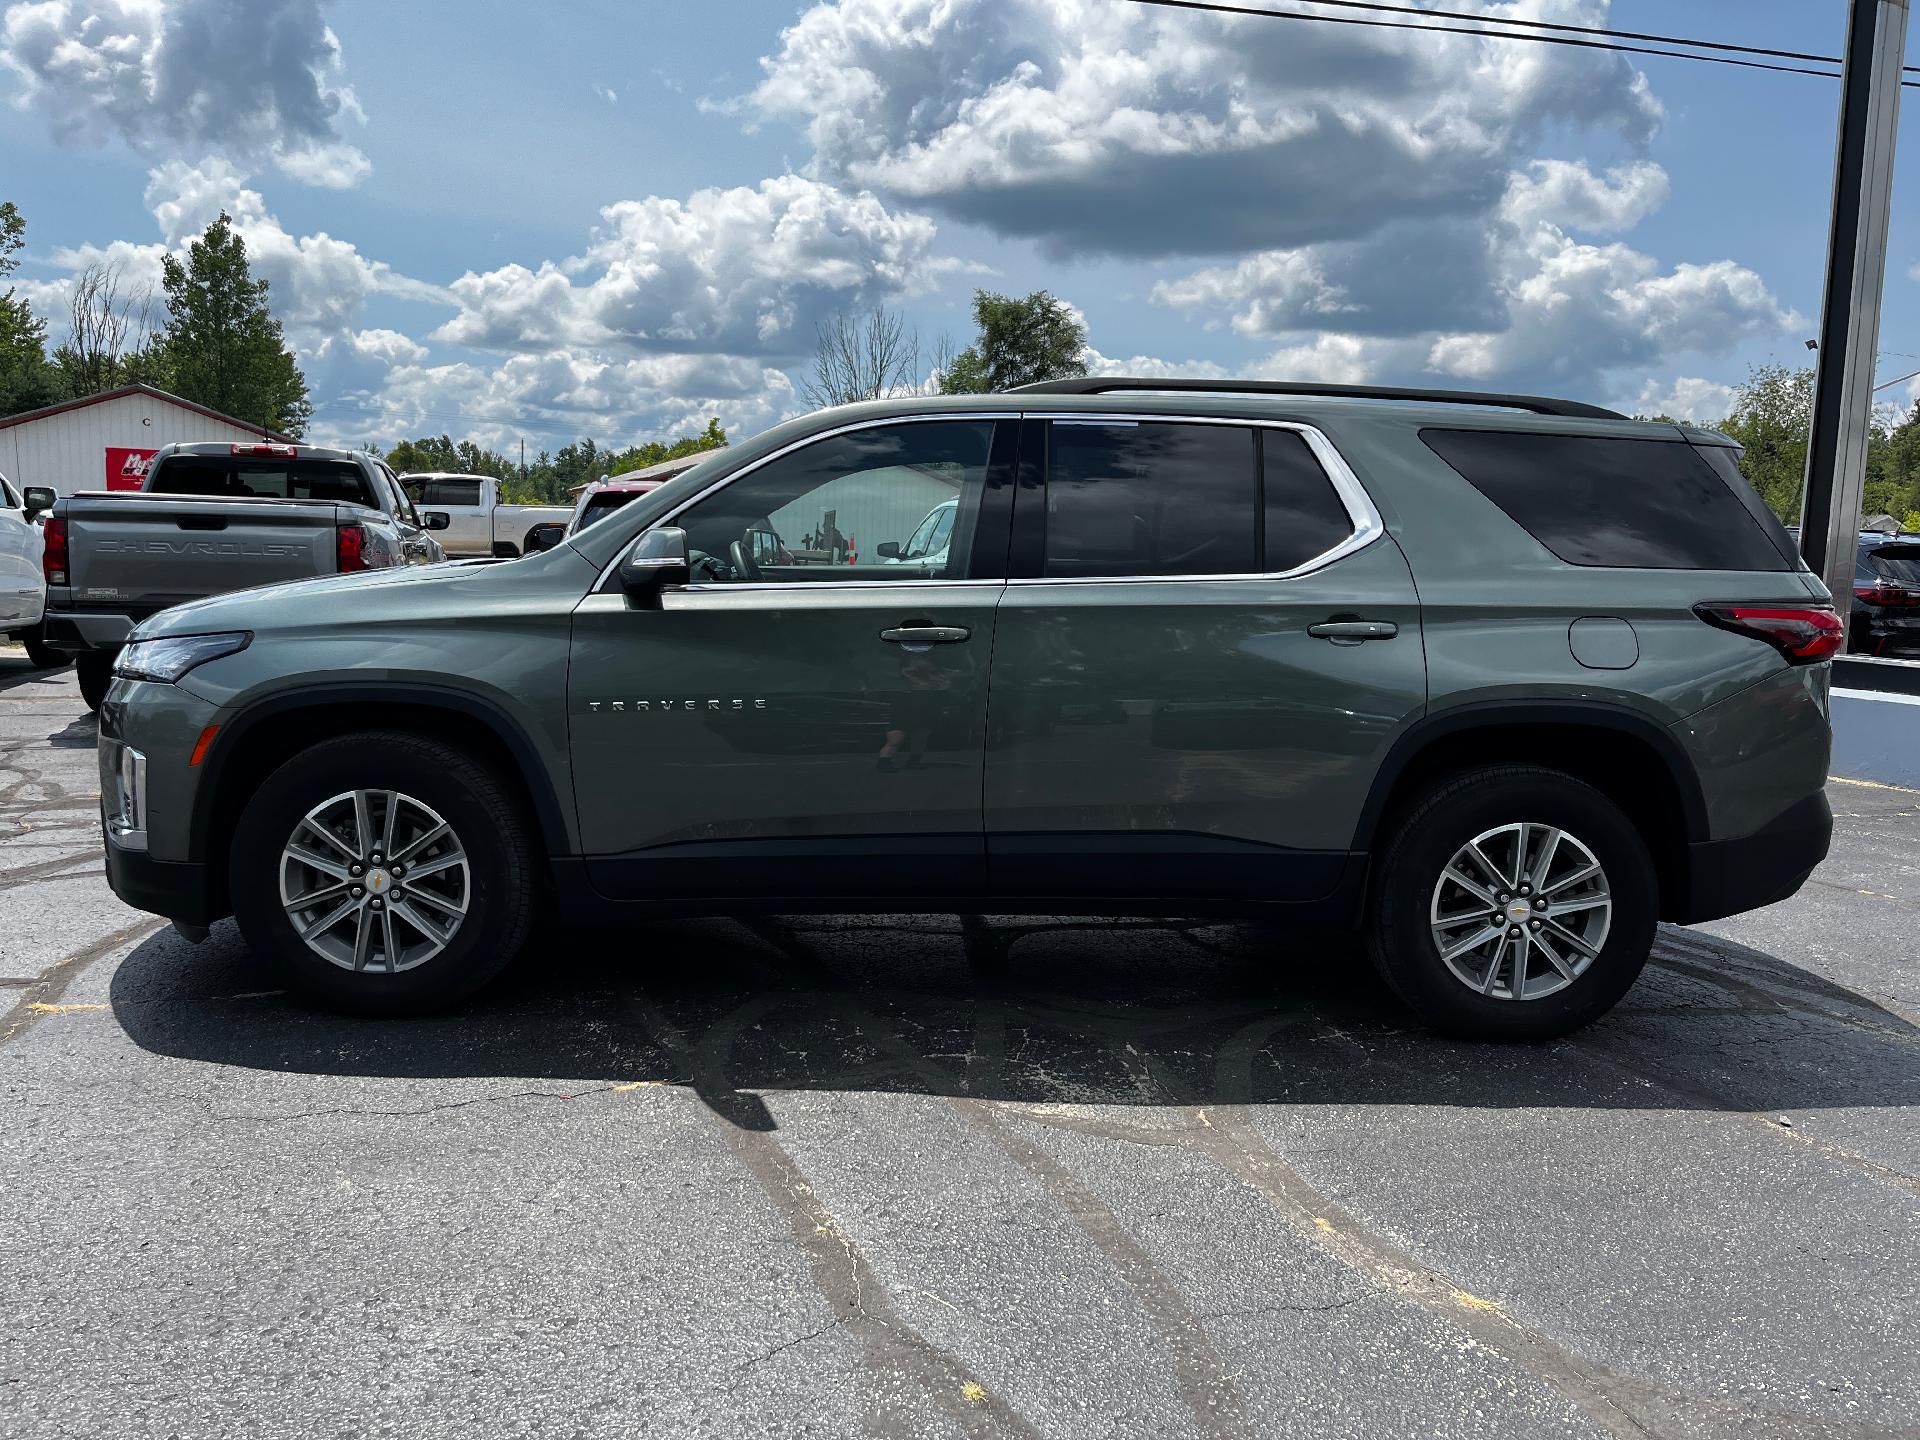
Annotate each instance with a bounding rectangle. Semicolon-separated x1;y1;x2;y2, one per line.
103;841;222;927
1676;791;1832;924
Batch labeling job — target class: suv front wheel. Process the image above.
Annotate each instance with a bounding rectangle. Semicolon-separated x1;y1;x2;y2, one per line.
1365;765;1657;1042
229;732;537;1014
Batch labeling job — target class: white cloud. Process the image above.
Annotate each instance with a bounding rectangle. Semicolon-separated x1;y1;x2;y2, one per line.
433;175;948;359
1153;161;1796;397
750;0;1661;258
0;0;371;184
347;351;798;454
1631;376;1737;425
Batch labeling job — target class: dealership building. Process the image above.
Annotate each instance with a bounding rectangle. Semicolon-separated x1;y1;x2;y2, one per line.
0;384;290;496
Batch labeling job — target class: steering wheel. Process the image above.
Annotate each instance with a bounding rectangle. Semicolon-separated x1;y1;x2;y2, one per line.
728;537;762;582
688;549;734;583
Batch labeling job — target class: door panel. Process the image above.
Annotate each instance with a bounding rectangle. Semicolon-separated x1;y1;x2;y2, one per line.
984;417;1426;903
571;584;1000;897
567;414;1017;903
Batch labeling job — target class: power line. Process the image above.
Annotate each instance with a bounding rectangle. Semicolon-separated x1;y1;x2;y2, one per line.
1210;0;1918;74
1124;0;1920;88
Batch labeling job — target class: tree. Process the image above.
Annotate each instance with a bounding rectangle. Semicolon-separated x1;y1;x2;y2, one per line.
603;417;728;476
1716;365;1815;522
938;289;1088;394
0;201;66;418
54;260;163;398
801;307;920;409
154;211;311;437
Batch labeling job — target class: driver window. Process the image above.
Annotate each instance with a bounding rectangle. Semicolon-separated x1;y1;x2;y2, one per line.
675;420;996;584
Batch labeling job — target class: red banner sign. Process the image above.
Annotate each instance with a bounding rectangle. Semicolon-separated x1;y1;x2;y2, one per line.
105;447;157;491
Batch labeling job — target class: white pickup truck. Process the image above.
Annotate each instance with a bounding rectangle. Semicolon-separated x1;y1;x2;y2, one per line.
398;472;571;558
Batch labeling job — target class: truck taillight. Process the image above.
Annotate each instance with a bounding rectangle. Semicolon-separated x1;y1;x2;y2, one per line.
337;522;369;573
1694;603;1844;663
42;516;67;587
231;443;297;458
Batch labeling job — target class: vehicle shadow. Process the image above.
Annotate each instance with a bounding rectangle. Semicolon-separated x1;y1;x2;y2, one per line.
0;652;72;693
110;911;1920;1128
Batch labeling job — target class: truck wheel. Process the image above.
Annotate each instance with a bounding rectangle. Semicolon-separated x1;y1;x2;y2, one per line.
75;654;113;711
492;540;520;558
1364;765;1657;1043
228;731;537;1015
20;625;69;669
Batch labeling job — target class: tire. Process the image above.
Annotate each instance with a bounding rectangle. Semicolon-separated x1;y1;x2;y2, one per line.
492;540;520;558
17;625;69;669
75;653;113;711
1364;765;1657;1042
229;731;538;1015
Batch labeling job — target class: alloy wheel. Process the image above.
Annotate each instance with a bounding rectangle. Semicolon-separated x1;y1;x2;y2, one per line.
1428;822;1612;1002
278;789;470;974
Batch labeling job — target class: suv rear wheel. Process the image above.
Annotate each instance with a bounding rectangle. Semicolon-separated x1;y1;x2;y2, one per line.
229;732;537;1014
1365;765;1656;1041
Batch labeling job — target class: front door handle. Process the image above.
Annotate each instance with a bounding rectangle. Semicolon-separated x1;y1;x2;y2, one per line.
880;624;971;651
1307;619;1398;643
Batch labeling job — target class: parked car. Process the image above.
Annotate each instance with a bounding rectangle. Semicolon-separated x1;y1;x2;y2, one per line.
98;380;1835;1041
0;471;63;667
877;496;958;573
1848;532;1920;656
44;441;450;710
397;472;570;557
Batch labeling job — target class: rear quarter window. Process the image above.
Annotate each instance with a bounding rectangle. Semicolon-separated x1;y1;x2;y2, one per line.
1418;429;1790;571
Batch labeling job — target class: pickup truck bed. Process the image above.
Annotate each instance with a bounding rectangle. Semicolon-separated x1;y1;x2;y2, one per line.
50;492;364;643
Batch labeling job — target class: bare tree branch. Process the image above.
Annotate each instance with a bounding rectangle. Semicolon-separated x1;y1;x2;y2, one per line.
59;261;157;396
801;306;922;409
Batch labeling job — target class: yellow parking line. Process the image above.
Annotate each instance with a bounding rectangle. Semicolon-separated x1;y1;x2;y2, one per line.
1831;775;1920;795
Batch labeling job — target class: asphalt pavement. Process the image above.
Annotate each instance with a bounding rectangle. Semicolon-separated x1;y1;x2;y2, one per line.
2;650;1915;1440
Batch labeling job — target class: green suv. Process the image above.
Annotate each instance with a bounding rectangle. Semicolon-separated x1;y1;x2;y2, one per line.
97;380;1837;1040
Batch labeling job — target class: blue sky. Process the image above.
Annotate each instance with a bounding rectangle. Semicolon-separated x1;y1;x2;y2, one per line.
2;0;1915;452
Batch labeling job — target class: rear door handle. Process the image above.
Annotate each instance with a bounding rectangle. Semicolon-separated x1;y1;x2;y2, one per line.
1307;619;1398;643
880;625;971;651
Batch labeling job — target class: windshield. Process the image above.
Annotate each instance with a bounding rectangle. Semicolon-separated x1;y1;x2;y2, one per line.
900;502;955;560
576;490;643;531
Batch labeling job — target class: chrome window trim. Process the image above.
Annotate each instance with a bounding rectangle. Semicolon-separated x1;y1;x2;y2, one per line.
595;408;1383;595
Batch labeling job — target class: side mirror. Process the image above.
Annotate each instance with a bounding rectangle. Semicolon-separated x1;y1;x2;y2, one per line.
422;510;452;531
618;526;691;606
875;540;901;560
523;521;566;554
22;486;54;519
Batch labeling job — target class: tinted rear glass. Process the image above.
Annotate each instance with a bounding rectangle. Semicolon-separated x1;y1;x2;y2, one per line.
579;491;642;529
1046;421;1257;578
1419;429;1790;571
150;457;374;506
1263;431;1354;571
1866;543;1920;586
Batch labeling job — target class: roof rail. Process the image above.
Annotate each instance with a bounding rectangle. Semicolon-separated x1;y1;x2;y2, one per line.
1008;376;1626;421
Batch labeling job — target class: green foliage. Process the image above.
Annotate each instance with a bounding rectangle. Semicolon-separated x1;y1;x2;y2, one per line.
154;211;311;437
0;200;67;418
1709;364;1920;530
938;289;1088;394
1714;365;1814;522
386;418;727;506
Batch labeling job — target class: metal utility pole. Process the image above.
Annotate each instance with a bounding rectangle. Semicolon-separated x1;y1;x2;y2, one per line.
1801;0;1910;627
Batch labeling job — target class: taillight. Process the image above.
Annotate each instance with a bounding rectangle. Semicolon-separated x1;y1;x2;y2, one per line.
42;516;67;587
1855;582;1920;608
1694;603;1844;663
231;443;297;458
336;522;369;573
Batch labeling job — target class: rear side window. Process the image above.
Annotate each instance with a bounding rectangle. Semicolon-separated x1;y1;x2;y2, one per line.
414;477;482;506
149;458;374;506
1866;543;1920;585
1264;431;1356;571
1043;421;1357;578
1045;421;1257;577
1419;429;1790;571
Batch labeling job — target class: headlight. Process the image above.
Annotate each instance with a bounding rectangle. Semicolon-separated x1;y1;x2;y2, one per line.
113;631;251;684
